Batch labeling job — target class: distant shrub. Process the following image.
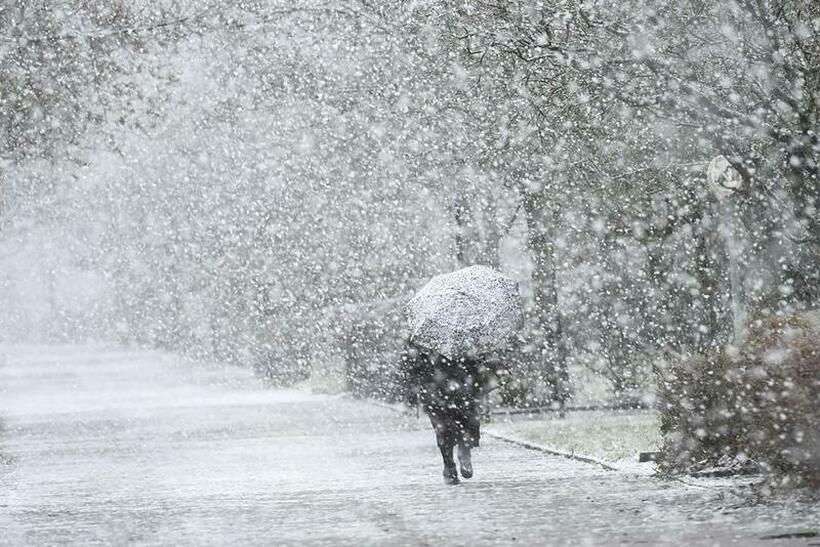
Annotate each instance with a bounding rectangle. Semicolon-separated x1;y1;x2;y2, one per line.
338;302;406;402
657;312;820;488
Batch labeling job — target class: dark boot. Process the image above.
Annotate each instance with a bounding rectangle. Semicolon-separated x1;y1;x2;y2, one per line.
443;464;460;485
457;443;473;479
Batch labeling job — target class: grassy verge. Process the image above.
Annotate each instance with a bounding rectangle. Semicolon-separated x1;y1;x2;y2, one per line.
488;410;661;466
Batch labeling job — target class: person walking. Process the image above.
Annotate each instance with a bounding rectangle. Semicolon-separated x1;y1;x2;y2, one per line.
399;339;500;485
401;265;522;484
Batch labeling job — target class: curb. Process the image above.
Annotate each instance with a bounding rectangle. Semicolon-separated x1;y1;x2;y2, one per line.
491;403;652;416
483;429;619;472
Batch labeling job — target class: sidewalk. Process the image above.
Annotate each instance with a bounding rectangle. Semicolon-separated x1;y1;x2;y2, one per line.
1;345;818;546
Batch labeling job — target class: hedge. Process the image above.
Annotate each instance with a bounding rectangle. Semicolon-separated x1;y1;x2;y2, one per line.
658;312;820;488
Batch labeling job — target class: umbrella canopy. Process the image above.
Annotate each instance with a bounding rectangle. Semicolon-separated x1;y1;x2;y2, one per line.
404;265;523;359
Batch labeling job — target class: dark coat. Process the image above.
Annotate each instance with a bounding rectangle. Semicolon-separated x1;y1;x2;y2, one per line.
399;341;500;447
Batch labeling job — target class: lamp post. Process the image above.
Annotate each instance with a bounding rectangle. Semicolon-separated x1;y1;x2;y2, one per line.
706;156;745;344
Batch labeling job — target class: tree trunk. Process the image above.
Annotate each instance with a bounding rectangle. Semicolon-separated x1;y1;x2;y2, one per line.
453;193;471;267
453;190;504;269
786;155;820;250
480;195;501;269
693;225;725;354
521;192;569;406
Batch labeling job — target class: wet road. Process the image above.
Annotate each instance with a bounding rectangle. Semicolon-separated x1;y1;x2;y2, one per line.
0;345;817;546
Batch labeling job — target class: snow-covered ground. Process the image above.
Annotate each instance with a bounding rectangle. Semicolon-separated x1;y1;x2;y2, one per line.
1;345;818;546
488;410;661;468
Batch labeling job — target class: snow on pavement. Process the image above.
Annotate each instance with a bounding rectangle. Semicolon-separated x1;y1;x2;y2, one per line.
0;345;817;546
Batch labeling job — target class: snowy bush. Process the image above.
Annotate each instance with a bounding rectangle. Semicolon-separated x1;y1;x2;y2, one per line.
339;303;406;402
658;312;820;488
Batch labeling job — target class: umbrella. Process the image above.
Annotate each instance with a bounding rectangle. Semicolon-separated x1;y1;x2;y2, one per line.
404;265;523;359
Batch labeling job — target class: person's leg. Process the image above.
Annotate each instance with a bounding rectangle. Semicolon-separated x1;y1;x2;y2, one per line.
429;412;459;484
437;432;459;485
465;409;481;448
456;403;481;478
454;401;481;446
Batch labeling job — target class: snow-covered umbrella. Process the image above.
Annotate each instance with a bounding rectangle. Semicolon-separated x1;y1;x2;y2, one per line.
404;265;523;359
